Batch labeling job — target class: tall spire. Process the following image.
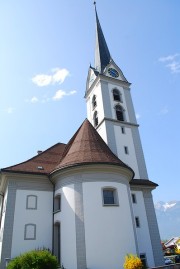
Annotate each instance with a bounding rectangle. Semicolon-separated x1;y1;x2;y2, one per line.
94;2;111;73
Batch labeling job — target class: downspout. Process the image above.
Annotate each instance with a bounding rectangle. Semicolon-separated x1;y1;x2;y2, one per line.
0;192;4;229
48;175;55;255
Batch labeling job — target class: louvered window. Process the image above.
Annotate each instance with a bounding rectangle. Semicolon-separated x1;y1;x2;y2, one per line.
113;89;122;102
93;111;98;127
115;105;124;121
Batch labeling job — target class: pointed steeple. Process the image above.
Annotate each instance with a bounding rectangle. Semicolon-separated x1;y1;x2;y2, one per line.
94;2;111;73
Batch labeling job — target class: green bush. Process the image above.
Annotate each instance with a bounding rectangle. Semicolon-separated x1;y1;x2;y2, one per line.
7;249;59;269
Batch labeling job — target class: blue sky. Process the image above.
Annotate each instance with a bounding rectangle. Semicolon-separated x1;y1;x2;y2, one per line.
0;0;180;202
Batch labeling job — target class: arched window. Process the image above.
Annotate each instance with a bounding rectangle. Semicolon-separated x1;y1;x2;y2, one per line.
93;111;98;127
115;105;124;121
113;89;122;102
92;95;97;109
102;187;118;206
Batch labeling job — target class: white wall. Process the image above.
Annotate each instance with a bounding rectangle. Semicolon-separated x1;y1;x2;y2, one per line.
11;190;53;258
54;185;77;269
0;187;8;259
114;125;140;178
83;181;137;269
86;75;144;179
131;190;155;267
86;80;106;127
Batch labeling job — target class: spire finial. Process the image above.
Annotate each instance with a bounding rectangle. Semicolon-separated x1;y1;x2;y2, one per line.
93;1;96;6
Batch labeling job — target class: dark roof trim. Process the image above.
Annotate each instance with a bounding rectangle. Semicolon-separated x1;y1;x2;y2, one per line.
130;179;158;187
0;169;49;176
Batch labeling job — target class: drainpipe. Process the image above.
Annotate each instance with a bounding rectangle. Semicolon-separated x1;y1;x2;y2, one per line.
48;176;55;255
0;192;4;229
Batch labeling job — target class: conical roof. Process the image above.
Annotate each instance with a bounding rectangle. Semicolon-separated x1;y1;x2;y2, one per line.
94;4;111;73
53;119;133;174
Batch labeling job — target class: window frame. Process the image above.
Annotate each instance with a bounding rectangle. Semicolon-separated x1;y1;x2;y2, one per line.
93;110;98;127
24;224;36;240
124;146;129;155
115;104;125;121
131;193;137;204
102;187;119;206
121;126;125;134
54;194;61;213
92;95;97;109
112;89;122;102
26;195;37;210
135;216;140;228
140;253;147;268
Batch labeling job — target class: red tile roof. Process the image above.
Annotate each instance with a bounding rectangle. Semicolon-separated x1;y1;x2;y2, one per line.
1;119;133;176
1;143;66;175
1;120;158;188
53;119;133;173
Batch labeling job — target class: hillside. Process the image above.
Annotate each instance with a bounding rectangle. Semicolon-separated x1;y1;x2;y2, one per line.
154;201;180;240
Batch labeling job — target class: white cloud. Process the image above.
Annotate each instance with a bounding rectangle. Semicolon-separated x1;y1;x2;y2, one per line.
158;54;180;74
158;54;179;63
52;68;69;84
32;74;52;87
31;96;39;103
166;61;180;74
32;68;69;87
53;89;77;100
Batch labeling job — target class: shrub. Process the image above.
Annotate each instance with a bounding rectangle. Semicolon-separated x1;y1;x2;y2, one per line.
175;246;180;255
7;249;58;269
124;253;143;269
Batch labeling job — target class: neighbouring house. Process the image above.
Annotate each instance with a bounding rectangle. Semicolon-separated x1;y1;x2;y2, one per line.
164;237;180;252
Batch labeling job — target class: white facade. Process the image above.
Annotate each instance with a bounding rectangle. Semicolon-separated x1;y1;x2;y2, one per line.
54;184;77;269
52;167;138;269
83;180;136;269
11;190;53;257
86;66;147;179
0;5;164;269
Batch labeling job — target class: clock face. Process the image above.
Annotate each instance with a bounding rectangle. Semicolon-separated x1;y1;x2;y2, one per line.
108;68;119;78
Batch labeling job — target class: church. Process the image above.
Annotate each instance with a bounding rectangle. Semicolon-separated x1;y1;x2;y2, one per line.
0;4;164;269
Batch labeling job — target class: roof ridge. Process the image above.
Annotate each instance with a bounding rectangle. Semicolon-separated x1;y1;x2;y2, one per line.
1;142;66;172
58;120;86;162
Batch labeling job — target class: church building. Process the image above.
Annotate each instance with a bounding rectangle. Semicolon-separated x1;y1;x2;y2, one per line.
0;4;164;269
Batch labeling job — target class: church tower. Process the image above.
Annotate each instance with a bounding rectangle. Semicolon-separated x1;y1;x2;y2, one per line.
85;3;164;267
86;4;147;179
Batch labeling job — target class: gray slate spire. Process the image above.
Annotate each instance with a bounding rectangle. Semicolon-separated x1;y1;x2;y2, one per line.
94;4;111;73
